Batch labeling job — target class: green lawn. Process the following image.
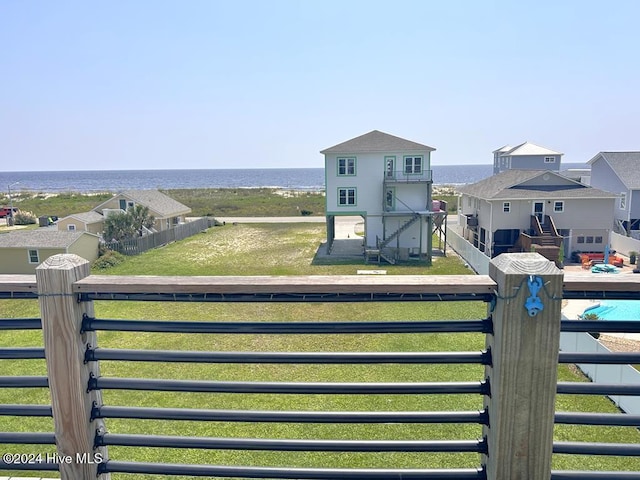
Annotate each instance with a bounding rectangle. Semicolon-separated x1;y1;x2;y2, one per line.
1;223;639;478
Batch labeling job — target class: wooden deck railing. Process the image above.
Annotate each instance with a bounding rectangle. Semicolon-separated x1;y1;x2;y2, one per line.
1;253;640;479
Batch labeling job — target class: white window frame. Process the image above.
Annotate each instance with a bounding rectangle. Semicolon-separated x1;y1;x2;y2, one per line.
403;156;423;175
620;192;627;209
338;187;356;206
502;202;510;213
67;224;76;231
544;156;556;163
337;157;356;176
28;249;39;264
553;201;564;213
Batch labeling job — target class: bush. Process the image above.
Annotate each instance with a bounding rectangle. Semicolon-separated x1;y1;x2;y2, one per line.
300;209;313;216
13;210;37;225
92;250;125;270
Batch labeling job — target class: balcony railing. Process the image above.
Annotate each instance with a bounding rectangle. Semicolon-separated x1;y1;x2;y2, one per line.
1;253;640;479
384;169;433;183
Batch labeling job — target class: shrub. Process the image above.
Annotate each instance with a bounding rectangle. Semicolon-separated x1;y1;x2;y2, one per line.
92;250;125;270
300;209;313;216
13;210;37;225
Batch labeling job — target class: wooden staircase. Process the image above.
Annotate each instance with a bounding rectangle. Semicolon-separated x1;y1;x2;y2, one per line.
375;213;422;265
514;215;563;264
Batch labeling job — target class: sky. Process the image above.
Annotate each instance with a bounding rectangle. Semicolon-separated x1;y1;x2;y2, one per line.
1;0;639;171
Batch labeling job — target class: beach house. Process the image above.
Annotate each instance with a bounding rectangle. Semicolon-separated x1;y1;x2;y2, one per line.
92;190;191;232
457;169;616;263
321;130;445;264
493;142;563;174
588;152;640;238
0;230;99;274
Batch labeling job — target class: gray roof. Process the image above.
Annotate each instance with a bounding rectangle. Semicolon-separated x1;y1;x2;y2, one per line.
0;230;92;249
457;169;617;200
64;211;104;224
588;152;640;189
94;190;191;217
320;130;435;154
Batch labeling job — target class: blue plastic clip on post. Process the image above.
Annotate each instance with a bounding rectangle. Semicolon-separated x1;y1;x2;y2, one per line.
524;275;544;317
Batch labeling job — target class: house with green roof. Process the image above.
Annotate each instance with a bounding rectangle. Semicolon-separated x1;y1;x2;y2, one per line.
0;230;99;274
321;130;445;264
457;169;616;262
588;152;640;237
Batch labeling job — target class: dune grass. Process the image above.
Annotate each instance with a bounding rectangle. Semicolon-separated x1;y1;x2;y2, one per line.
1;223;640;478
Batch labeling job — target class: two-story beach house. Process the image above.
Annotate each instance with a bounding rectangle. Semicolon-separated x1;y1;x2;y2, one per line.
457;169;616;263
588;152;640;238
493;142;563;174
321;130;445;264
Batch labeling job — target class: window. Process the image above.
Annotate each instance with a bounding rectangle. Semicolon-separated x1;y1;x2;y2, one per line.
338;188;356;206
28;249;39;264
544;156;556;163
503;202;511;213
620;193;627;209
553;201;564;213
404;156;422;174
595;236;603;243
577;236;585;244
67;224;76;231
337;157;356;176
586;236;594;244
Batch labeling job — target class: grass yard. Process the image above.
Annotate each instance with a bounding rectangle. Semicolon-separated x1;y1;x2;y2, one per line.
1;222;640;478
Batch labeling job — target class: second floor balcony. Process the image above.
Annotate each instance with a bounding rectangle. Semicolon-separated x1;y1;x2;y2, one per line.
384;169;433;184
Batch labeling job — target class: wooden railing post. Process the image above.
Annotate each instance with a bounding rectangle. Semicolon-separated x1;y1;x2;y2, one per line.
36;254;109;479
483;252;563;479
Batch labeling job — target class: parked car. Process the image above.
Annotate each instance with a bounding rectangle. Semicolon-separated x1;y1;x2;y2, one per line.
0;207;19;218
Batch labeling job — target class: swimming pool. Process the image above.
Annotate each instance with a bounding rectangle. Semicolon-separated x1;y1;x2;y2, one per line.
582;301;640;321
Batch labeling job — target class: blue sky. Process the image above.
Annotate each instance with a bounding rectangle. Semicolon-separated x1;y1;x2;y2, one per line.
1;0;639;171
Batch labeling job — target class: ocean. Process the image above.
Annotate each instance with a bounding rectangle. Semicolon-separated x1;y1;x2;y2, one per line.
1;164;588;194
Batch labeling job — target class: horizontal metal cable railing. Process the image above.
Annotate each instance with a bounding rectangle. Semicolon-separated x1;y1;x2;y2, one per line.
0;316;57;473
3;258;640;479
553;303;640;479
82;294;491;479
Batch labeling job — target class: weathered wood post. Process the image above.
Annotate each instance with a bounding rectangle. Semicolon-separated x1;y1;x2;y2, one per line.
36;254;109;479
483;252;563;479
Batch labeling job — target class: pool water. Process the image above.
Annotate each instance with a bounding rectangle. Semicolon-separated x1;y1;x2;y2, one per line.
583;301;640;321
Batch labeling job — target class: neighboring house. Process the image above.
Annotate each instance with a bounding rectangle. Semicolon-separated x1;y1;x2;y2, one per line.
457;170;616;263
588;152;640;237
57;211;105;235
493;142;563;174
321;130;444;264
92;190;191;232
0;231;99;274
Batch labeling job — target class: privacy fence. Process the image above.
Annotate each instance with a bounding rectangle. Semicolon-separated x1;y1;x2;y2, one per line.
1;253;640;479
103;217;218;255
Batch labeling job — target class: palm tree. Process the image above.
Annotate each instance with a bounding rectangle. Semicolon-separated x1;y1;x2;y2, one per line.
104;212;137;242
128;204;155;236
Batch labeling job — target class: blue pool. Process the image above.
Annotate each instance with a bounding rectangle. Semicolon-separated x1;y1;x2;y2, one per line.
582;301;640;321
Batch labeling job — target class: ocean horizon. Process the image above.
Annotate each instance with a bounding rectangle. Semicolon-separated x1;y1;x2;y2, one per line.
1;164;588;194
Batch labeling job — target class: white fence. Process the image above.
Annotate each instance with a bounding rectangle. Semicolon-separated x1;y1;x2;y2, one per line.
445;226;490;275
560;316;640;415
611;231;640;257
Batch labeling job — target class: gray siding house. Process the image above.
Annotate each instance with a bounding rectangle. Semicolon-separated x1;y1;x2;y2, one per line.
493;142;563;174
457;170;616;263
588;152;640;238
322;130;443;264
